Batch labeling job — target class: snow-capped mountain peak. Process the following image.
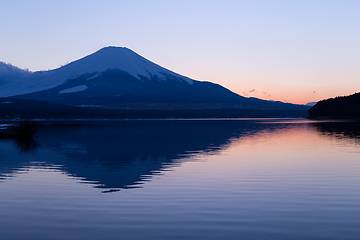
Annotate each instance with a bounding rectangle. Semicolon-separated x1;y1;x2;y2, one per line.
58;46;193;84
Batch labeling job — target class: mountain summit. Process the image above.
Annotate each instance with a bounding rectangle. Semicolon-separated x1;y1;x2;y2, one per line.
54;46;194;85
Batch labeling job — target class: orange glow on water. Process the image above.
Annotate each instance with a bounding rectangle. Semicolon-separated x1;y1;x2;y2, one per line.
177;122;360;179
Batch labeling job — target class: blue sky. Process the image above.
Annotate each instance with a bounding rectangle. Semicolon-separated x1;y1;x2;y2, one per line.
1;0;359;104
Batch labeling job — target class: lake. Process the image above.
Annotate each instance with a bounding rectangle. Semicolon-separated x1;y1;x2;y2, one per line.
0;119;360;240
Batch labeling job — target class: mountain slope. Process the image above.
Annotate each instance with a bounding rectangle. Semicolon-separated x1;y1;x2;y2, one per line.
17;68;254;107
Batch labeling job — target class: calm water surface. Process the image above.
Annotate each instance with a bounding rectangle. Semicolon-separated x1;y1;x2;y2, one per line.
0;119;360;240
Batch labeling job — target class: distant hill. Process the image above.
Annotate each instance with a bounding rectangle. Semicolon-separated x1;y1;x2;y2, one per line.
308;92;360;118
305;102;317;107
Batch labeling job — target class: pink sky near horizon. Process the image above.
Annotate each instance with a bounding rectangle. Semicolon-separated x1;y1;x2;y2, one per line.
1;0;359;105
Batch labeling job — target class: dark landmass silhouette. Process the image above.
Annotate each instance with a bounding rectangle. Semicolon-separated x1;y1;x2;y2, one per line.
308;92;360;118
0;97;309;119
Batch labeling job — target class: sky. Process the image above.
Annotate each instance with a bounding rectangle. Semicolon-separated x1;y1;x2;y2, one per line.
1;0;359;104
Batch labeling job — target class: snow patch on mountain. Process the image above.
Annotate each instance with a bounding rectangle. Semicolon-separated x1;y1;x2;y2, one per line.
58;85;88;94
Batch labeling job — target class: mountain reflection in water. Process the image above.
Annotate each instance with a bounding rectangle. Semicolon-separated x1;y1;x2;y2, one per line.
0;120;280;191
1;119;359;192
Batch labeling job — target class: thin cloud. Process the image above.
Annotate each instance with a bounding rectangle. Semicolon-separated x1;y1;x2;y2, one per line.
242;89;271;98
242;89;256;96
262;92;271;98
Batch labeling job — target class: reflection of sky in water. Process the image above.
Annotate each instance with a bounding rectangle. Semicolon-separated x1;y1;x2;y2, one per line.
0;119;360;240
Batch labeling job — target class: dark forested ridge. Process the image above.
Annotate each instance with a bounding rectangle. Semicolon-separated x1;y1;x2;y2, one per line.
308;92;360;118
0;97;309;119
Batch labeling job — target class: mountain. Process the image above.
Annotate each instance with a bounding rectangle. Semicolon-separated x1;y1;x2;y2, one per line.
305;102;317;107
0;46;309;118
308;92;360;118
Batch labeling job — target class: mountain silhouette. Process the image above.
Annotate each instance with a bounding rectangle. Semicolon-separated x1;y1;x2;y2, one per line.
0;47;309;117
